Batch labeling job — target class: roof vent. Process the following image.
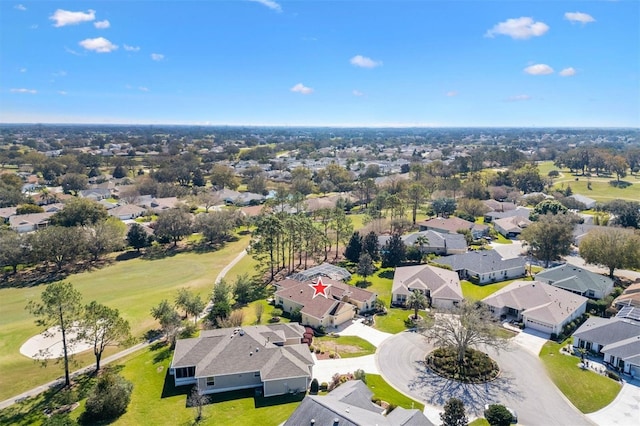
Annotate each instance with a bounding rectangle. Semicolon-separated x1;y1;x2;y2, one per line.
256;347;259;352
333;419;339;426
239;329;245;336
249;352;253;356
310;420;315;425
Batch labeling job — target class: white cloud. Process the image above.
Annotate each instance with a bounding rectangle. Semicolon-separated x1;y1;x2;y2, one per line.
506;94;531;102
79;37;118;53
58;91;67;96
350;55;382;68
20;68;27;73
124;44;140;52
151;53;164;61
485;17;549;39
248;0;282;12
524;64;554;75
10;88;37;94
139;87;150;92
352;90;364;96
94;20;110;29
559;67;577;77
15;4;26;11
50;9;96;27
445;91;458;97
291;83;313;95
565;12;595;24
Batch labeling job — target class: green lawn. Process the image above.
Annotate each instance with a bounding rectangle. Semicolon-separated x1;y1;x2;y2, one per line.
349;267;394;305
0;235;251;401
539;339;621;413
1;343;303;426
492;232;513;245
469;418;490;426
366;374;424;411
313;335;376;358
374;308;427;334
461;277;532;302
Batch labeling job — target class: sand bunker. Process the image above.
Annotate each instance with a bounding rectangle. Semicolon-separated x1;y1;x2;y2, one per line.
20;326;93;359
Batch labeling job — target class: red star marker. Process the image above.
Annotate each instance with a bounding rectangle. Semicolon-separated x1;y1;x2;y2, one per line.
310;277;331;298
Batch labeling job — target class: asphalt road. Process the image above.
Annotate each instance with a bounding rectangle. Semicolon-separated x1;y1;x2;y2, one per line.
377;332;594;426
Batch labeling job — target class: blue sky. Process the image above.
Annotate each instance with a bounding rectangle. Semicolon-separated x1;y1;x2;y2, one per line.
1;1;639;127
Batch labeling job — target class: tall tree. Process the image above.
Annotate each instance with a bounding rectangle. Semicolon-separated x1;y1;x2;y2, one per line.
151;300;182;345
432;198;457;218
405;182;427;225
382;233;406;268
408;290;427;320
330;207;354;260
84;217;127;261
344;232;363;263
50;198;108;227
60;173;88;195
29;226;87;270
26;282;83;387
362;231;380;262
251;214;284;281
519;214;574;267
154;208;193;246
579;228;640;278
357;253;375;286
0;229;27;274
233;273;255;305
440;397;468;426
210;279;232;322
127;223;152;252
81;301;131;371
175;288;206;324
422;301;508;365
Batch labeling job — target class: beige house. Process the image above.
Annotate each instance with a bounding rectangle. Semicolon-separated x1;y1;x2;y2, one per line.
274;278;377;329
482;281;588;335
392;264;463;309
170;323;314;397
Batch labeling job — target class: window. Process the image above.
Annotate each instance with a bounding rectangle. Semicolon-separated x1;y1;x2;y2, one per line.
206;377;215;386
175;366;195;378
254;372;261;377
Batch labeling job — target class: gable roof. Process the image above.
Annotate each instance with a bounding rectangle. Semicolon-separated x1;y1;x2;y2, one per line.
402;230;467;252
482;281;587;326
171;324;312;380
393;264;463;301
485;206;532;221
284;380;434;426
573;316;640;347
536;264;613;296
108;204;146;217
8;212;55;229
436;249;526;275
493;216;531;233
418;216;474;233
613;283;640;308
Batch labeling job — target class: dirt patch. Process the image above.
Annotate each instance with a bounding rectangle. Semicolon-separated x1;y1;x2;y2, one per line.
314;344;363;359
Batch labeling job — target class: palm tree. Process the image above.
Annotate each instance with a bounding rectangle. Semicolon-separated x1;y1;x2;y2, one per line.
414;235;429;263
408;290;427;321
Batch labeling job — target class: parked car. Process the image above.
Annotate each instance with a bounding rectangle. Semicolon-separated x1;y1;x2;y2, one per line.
484;404;518;424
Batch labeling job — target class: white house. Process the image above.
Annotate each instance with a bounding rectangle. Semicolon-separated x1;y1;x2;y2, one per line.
392;264;463;309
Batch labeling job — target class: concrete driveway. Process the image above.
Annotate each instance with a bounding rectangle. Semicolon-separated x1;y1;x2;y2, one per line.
336;318;392;347
376;332;594;426
490;240;525;259
587;381;640;426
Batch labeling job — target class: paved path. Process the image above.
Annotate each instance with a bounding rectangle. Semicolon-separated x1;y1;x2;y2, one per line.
0;246;250;411
335;318;392;347
376;332;594;426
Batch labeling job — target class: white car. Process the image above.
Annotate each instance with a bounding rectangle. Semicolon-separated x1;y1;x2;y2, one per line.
484;404;518;424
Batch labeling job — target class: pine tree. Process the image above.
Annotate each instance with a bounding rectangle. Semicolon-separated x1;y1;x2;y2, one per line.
344;232;363;263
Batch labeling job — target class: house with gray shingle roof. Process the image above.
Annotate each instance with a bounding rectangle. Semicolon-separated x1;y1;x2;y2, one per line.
535;264;614;299
170;323;314;397
418;216;488;239
392;264;463;309
435;249;526;284
284;380;433;426
573;311;640;376
493;216;531;238
401;230;467;255
482;280;588;335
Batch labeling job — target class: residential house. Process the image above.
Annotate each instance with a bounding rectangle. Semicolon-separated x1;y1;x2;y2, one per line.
170;323;314;397
108;204;147;220
484;206;532;223
493;216;531;238
284;380;433;426
569;194;597;209
572;224;611;245
613;283;640;309
573;307;640;376
9;212;55;233
78;188;111;201
400;230;467;255
435;249;526;284
482;199;517;215
274;277;377;329
418;216;488;239
535;264;614;300
0;207;17;223
138;196;180;214
289;263;352;282
482;281;588;335
392;264;463;309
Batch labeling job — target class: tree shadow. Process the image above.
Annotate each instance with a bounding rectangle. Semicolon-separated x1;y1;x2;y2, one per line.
378;270;395;280
115;251;143;261
609;180;631;189
407;360;523;416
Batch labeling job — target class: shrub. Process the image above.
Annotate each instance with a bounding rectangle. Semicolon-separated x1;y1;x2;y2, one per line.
310;378;319;394
354;369;366;383
329;352;336;359
315;348;321;354
309;345;315;352
484;404;513;426
271;308;283;318
320;382;328;391
82;371;133;422
606;371;620;381
386;403;397;413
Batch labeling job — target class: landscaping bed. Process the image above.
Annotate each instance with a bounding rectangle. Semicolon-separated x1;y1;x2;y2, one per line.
426;347;500;383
